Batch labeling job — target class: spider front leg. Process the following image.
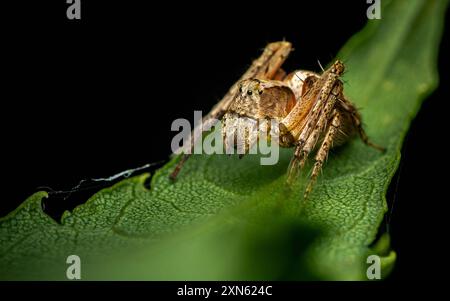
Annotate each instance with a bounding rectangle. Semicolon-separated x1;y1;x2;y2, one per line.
169;41;292;180
303;109;342;199
286;104;327;184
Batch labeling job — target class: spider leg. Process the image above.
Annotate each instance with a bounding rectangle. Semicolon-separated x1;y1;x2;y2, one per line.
286;81;343;185
338;96;385;152
170;41;292;180
281;64;341;151
286;108;327;184
286;148;307;185
273;68;287;81
283;70;319;101
286;130;320;185
304;110;342;199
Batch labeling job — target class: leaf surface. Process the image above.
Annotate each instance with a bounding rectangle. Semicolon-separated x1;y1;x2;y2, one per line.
0;0;447;280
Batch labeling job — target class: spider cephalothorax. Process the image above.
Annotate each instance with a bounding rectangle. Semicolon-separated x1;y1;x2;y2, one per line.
170;41;384;199
221;79;296;154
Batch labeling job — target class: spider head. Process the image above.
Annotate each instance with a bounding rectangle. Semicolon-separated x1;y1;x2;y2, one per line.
229;79;296;120
330;60;345;76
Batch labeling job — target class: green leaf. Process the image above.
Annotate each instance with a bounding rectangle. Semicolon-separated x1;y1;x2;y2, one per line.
1;0;447;280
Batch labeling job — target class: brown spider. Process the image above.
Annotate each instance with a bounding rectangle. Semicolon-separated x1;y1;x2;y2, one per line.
170;41;384;198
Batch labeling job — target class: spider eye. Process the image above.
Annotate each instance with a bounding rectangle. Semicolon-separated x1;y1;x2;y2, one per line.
239;86;243;93
258;90;263;95
247;90;253;96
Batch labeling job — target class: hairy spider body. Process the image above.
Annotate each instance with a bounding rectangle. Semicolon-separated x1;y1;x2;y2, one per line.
170;41;384;199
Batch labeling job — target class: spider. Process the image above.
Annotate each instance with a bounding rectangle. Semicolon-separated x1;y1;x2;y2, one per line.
170;41;384;198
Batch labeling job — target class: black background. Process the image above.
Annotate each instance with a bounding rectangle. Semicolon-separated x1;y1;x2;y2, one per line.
1;0;449;285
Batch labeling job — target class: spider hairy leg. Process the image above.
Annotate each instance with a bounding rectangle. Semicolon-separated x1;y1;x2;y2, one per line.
304;110;342;199
295;62;343;148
